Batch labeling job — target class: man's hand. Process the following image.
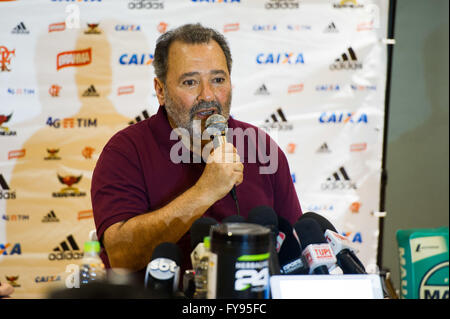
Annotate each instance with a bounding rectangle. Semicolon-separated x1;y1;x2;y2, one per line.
0;282;14;298
196;142;243;202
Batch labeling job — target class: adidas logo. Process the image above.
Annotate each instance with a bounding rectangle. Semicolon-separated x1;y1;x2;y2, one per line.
12;22;30;34
261;108;293;131
321;166;357;190
317;142;331;153
324;22;338;33
0;174;16;200
82;85;99;97
255;84;270;95
329;47;362;70
129;109;150;125
48;235;83;261
42;210;59;223
265;108;287;123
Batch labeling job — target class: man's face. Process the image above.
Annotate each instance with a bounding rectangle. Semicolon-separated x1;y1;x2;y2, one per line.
155;40;232;137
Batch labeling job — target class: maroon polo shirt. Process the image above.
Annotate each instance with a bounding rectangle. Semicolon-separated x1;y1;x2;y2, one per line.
91;105;302;279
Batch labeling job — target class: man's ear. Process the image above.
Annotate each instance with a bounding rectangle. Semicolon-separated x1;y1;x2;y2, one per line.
154;77;165;106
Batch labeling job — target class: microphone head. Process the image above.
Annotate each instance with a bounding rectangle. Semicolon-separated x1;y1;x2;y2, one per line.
247;206;279;233
298;212;338;233
205;114;227;136
293;217;328;248
222;215;246;223
151;242;181;266
190;217;218;249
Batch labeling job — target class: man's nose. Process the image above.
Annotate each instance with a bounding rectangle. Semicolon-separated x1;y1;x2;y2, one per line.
197;82;214;102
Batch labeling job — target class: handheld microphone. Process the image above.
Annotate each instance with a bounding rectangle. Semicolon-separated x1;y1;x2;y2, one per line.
277;216;309;275
299;212;366;274
293;217;337;275
190;217;218;269
247;206;281;275
205;114;240;215
144;242;181;298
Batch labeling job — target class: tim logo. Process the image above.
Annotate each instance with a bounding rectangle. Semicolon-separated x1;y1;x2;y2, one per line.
52;174;86;198
57;48;92;70
0;174;16;200
0;46;15;72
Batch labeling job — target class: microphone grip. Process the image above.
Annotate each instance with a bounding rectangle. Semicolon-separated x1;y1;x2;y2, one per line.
337;251;367;274
313;265;329;275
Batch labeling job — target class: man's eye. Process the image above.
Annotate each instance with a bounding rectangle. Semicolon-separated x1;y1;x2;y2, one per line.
213;77;225;84
183;79;197;86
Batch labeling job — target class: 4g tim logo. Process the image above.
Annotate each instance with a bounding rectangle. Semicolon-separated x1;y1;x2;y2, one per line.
46;117;97;128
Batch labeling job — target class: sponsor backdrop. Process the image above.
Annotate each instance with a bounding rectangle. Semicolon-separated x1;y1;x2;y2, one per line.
0;0;390;298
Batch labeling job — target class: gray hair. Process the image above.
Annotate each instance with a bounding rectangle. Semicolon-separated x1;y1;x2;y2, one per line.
153;23;232;84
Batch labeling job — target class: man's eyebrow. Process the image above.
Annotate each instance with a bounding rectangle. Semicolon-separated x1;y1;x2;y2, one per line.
179;71;200;80
210;69;227;76
179;69;227;80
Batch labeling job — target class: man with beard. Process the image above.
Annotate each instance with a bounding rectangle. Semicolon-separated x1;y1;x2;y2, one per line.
91;24;302;278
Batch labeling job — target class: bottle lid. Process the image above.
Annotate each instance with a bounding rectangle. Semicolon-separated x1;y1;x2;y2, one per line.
203;236;210;249
84;241;101;253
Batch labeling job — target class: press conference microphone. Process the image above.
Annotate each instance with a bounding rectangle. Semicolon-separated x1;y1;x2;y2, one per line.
144;242;181;298
293;217;337;275
299;212;366;274
190;217;218;269
205;114;240;215
247;206;281;275
277;216;309;275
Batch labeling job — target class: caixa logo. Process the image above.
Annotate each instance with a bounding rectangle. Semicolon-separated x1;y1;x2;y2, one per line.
256;52;304;65
1;243;22;255
341;232;363;244
119;53;153;65
319;112;368;124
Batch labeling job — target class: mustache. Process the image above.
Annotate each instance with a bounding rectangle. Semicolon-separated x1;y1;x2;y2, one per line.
189;101;223;120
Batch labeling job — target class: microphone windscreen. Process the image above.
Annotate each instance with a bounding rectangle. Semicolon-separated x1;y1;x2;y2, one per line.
277;216;302;257
190;217;218;249
298;212;338;232
247;206;278;233
222;215;246;223
151;242;181;266
293;217;328;248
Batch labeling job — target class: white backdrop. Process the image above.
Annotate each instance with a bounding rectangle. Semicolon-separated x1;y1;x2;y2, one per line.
0;0;390;298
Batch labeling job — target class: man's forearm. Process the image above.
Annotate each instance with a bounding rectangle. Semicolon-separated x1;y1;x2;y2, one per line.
103;183;215;271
